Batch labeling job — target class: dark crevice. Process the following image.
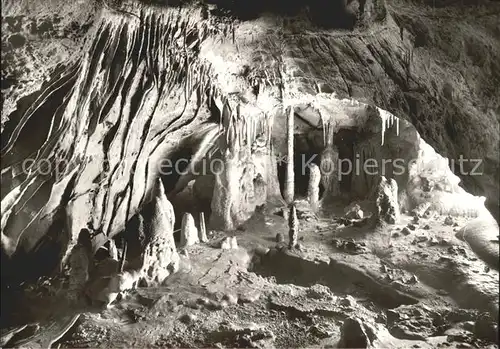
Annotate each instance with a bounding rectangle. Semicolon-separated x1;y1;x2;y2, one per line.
207;95;222;124
1;64;79;164
1;79;75;169
333;129;358;194
206;0;357;29
80;23;111;102
1;63;73;150
277;133;324;200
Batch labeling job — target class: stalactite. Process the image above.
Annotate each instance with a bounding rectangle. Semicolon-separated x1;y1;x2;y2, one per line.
379;109;400;146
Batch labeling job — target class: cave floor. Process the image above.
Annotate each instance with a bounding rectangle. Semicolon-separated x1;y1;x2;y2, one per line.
1;201;499;348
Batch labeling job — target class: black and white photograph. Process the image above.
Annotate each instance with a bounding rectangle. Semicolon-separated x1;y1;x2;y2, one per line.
1;0;499;347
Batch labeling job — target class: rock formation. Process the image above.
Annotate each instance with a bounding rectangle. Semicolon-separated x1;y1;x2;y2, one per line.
67;229;92;301
319;120;340;203
1;6;499;344
108;239;118;261
284;106;295;204
208;108;279;230
180;213;199;247
0;0;497;283
456;216;500;271
288;203;299;249
220;236;238;250
373;176;400;224
198;212;208;243
338;317;376;348
345;203;364;220
307;163;321;209
139;179;180;285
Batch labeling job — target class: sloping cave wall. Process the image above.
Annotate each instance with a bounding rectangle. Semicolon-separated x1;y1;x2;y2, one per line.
1;6;227;280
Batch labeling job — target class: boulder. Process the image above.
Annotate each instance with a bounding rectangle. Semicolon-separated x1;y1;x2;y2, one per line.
345;203;364;220
338;317;376;348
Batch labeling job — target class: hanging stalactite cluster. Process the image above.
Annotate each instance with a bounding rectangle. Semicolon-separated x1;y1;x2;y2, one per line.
379;109;400;146
213;95;274;156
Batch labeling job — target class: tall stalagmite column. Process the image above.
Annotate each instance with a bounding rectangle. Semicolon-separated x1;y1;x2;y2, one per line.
209;101;279;231
308;163;321;210
284;106;295;204
288;203;299;249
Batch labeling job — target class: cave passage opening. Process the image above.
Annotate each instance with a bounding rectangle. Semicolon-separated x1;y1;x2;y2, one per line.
159;145;195;243
277;133;324;200
334;128;358;196
276;128;359;202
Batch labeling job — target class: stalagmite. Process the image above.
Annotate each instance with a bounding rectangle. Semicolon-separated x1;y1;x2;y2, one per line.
140;178;180;285
230;236;238;249
276;233;284;243
199;212;208;242
67;229;92;302
86;179;180;305
108;239;118;261
209;105;279;230
118;240;127;273
288;203;299;249
307;163;321;210
373;176;400;224
180;213;199;247
284;106;295;204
